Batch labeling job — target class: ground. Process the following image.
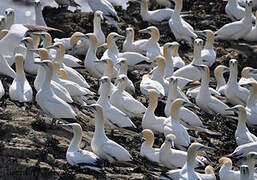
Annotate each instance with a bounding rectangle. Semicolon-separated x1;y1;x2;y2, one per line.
1;0;257;179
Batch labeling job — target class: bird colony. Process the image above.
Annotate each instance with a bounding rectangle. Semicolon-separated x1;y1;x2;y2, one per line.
1;0;257;179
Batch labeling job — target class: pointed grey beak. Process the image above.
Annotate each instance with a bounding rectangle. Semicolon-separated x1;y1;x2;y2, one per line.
29;49;39;53
46;45;57;49
225;107;237;113
138;29;151;33
168;139;175;148
83;105;96;112
183;101;195;108
199;145;215;152
60;124;73;129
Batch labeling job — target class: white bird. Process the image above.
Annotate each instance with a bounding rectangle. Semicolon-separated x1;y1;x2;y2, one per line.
240;165;250;180
54;0;80;8
0;80;4;99
88;104;133;163
60;123;104;172
21;37;40;75
239;67;257;85
228;142;257;159
194;64;232;115
140;74;165;97
34;0;47;27
110;74;146;118
35;60;78;125
241;81;257;127
93;11;105;46
0;29;8;41
142;89;165;134
238;0;257;10
215;0;253;40
9;54;33;103
88;0;119;29
163;98;191;150
165;77;204;130
159;134;209;169
200;30;216;67
225;59;249;106
166;142;215;180
169;0;197;45
226;105;257;146
101;32;125;68
118;51;151;67
140;129;160;164
97;76;136;130
225;0;255;22
138;26;162;61
219;157;240;180
246;152;257;179
116;59;135;95
5;8;15;30
123;27;147;54
173;39;203;81
69;32;89;56
48;42;90;88
137;0;174;24
244;11;257;41
214;65;229;95
33;48;73;103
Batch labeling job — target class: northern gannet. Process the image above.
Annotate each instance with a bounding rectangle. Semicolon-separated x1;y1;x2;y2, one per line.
200;165;216;180
122;27;147;54
215;0;253;40
226;105;257;146
34;0;47;27
88;0;119;29
228;142;257;159
169;0;197;45
101;32;125;67
159;134;207;169
163;41;185;73
88;104;133;163
54;68;94;106
48;42;90;88
118;51;151;67
137;0;174;24
241;82;257;127
9;54;33;103
240;165;250;180
246;152;257;179
239;67;257;85
140;74;165;97
54;0;80;8
214;65;229;95
244;11;257;41
173;39;203;81
0;29;8;40
219;157;240;180
0;79;4;100
35;60;78;125
142;89;165;133
110;75;146;118
200;30;216;67
97;76;136;129
93;11;105;46
163;98;191;150
116;59;135;95
60;123;104;172
138;26;162;61
140;129;160;164
238;0;257;10
225;59;249;106
33;48;73;103
194;64;231;115
69;32;89;56
165;77;204;130
5;8;14;30
21;37;39;75
166;142;214;180
225;0;255;22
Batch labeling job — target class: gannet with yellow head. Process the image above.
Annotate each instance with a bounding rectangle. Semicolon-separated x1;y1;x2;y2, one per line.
214;65;229;95
219;157;240;180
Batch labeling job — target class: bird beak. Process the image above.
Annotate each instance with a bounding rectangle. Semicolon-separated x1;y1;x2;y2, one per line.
77;34;87;39
29;49;39;53
225;107;237;113
46;45;57;49
60;124;73;129
240;83;251;89
20;39;27;44
222;67;230;73
100;13;104;20
34;61;44;65
138;28;150;33
168;139;175;148
83;105;96;112
182;101;196;108
116;34;125;40
200;146;215;152
192;64;203;71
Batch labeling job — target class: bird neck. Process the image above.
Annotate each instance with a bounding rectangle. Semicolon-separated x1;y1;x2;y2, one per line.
228;68;238;84
42;66;53;90
200;71;210;89
94;18;102;34
164;49;174;73
141;0;148;15
15;60;25;76
148;94;157;113
107;40;119;53
54;49;65;63
174;0;182;16
99;84;111;101
247;89;257;105
170;104;180;120
35;5;45;25
125;33;134;44
244;4;252;20
186;149;197;169
87;40;97;57
43;37;52;48
204;36;214;49
238;111;247;129
68;130;82;151
142;140;153;148
149;33;159;43
162;141;172;152
192;46;202;64
247;159;255;176
6;15;14;29
26;48;34;64
215;72;226;88
94;113;106;137
119;65;128;76
168;82;177;101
